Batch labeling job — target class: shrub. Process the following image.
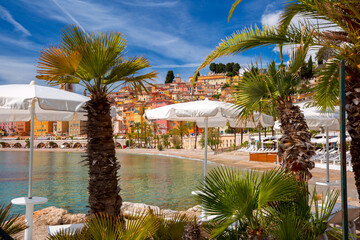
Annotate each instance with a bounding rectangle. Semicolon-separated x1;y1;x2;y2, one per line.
157;144;163;151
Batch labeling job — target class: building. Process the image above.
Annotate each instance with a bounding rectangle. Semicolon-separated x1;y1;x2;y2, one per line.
16;121;30;136
68;120;86;137
34;120;54;136
0;122;17;136
55;121;69;136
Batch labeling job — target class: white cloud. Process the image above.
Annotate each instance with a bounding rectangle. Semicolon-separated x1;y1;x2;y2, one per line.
261;4;339;61
0;35;42;51
19;0;210;63
261;10;282;27
0;56;37;84
50;0;85;32
0;5;31;36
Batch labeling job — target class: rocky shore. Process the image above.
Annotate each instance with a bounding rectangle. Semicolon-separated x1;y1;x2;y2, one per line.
13;202;202;240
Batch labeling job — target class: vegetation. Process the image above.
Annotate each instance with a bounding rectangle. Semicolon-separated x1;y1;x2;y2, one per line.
161;134;171;149
199;128;220;150
209;62;240;76
157;144;163;151
170;135;181;149
37;25;157;216
194;0;360;195
169;122;189;148
49;210;196;240
197;167;340;239
165;70;175;84
0;204;27;238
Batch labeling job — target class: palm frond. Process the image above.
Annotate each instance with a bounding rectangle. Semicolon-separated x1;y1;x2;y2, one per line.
37;46;82;84
313;57;340;111
197;167;299;238
37;25;156;96
257;168;298;207
0;203;27;237
227;0;244;22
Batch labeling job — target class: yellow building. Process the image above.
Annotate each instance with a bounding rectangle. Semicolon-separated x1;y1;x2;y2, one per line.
134;104;144;124
56;121;69;136
68;120;86;137
34;119;54;136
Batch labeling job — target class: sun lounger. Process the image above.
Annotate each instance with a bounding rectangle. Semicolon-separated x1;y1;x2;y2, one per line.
48;223;84;236
322;205;360;240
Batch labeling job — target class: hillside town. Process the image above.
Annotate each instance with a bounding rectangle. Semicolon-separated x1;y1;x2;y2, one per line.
0;68;316;140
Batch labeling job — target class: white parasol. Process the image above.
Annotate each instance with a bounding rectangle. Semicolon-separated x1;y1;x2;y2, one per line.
0;81;89;240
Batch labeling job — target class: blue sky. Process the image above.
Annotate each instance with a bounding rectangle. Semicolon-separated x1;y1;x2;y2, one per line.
0;0;286;91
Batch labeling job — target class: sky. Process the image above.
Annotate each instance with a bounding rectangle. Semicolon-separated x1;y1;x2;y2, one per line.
0;0;287;92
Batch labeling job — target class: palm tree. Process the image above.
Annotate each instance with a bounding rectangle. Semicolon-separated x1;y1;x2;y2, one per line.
126;132;134;148
234;54;316;180
193;0;360;192
37;25;157;216
134;122;141;148
170;122;189;148
188;122;198;149
152;122;159;148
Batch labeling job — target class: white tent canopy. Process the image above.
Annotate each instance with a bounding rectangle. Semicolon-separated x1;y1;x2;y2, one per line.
0;81;89;240
145;99;274;128
0;83;88;122
274;101;340;131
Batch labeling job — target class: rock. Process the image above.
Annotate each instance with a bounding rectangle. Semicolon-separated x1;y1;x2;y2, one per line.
62;213;87;224
187;205;202;213
121;202;160;213
16;206;86;227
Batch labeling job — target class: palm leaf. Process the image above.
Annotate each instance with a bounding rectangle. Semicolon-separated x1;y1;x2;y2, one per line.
0;203;27;237
313;57;340;111
227;0;243;22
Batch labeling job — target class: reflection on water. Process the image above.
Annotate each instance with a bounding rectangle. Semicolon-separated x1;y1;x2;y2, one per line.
0;151;216;215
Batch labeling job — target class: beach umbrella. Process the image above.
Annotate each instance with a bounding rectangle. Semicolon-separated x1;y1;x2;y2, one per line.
0;81;89;240
144;98;274;180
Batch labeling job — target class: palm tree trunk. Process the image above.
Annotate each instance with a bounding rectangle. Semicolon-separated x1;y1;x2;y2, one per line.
240;128;243;144
346;71;360;198
194;125;197;149
233;128;236;149
276;98;315;181
85;96;122;216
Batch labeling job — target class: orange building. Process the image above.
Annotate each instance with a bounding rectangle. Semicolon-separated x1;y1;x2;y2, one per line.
16;121;30;136
34;120;54;136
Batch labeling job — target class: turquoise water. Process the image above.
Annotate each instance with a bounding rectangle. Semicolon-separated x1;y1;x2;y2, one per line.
0;151;217;215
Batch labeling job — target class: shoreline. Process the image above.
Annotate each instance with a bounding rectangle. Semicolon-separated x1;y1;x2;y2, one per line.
1;147;358;198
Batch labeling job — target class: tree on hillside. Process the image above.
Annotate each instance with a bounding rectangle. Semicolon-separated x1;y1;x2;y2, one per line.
226;62;233;73
209;62;241;75
209;62;216;72
37;25;157;216
233;63;241;74
165;70;175;84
